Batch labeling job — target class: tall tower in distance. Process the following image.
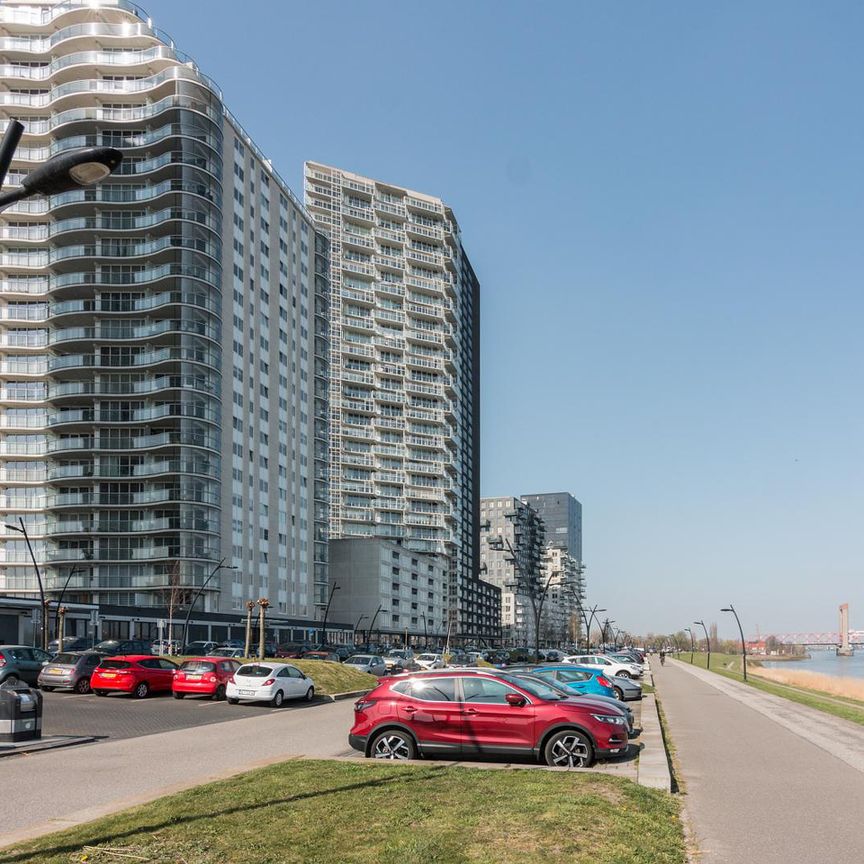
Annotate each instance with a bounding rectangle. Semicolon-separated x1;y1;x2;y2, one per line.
305;161;494;643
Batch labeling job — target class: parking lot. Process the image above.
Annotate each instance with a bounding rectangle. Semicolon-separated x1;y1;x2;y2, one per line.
41;689;326;742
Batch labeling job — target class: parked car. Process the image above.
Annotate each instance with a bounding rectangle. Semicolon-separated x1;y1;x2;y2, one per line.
221;639;245;650
91;655;178;698
506;670;635;735
609;652;647;673
275;643;310;659
210;647;246;658
182;641;221;656
349;669;629;767
94;639;154;657
38;651;106;694
302;650;341;662
343;654;387;676
173;657;242;700
607;674;643;702
226;662;315;707
508;664;617;699
564;654;643;679
384;649;415;673
414;653;445;670
47;636;93;655
0;645;52;686
151;639;181;655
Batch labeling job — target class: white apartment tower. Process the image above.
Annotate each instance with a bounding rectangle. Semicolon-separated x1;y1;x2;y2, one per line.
0;0;330;622
305;162;491;641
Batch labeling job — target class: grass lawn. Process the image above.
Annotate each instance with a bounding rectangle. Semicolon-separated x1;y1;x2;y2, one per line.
675;652;864;727
170;657;376;696
0;759;686;864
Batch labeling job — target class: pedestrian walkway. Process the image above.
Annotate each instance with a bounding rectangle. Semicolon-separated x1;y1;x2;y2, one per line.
655;658;864;864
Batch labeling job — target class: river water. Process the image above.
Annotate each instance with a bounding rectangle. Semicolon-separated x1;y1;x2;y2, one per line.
761;651;864;679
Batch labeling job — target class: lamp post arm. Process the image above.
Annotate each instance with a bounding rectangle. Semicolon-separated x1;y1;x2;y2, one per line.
729;604;747;681
181;558;226;649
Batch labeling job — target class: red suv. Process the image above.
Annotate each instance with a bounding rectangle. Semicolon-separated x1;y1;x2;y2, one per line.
349;669;629;767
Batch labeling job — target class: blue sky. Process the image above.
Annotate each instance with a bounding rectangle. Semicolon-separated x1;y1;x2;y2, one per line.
142;0;864;638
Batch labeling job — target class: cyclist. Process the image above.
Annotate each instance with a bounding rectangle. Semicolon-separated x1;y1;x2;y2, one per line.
659;649;666;666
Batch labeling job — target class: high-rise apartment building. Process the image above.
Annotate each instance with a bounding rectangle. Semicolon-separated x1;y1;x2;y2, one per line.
0;0;330;622
479;496;546;645
304;162;495;642
521;492;582;561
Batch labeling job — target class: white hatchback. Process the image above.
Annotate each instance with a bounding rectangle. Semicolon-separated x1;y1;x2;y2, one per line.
415;653;445;670
226;662;315;707
563;654;643;679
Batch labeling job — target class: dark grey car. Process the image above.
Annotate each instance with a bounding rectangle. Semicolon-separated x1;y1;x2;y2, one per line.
0;645;52;686
38;651;106;694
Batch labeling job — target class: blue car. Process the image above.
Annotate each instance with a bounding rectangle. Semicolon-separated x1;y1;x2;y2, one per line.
515;664;618;698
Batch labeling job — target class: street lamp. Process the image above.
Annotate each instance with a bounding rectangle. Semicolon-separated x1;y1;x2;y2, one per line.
53;565;87;642
721;604;747;681
0;119;122;211
353;615;367;645
5;518;48;650
367;604;384;648
420;611;429;648
694;619;711;670
585;606;606;651
180;558;234;650
319;582;341;647
684;626;695;664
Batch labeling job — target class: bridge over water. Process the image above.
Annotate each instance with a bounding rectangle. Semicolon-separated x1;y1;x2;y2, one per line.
765;630;864;647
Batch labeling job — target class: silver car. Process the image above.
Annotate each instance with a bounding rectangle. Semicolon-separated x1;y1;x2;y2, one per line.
608;674;643;702
37;651;106;694
344;654;386;676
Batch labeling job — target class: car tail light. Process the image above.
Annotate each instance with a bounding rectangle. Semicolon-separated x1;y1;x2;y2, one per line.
176;672;186;680
597;676;612;688
262;678;275;686
207;674;217;683
228;675;235;683
354;698;376;712
0;656;5;667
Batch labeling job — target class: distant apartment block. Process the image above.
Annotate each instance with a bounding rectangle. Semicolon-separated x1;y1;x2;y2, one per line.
0;0;329;627
521;492;582;561
305;161;496;643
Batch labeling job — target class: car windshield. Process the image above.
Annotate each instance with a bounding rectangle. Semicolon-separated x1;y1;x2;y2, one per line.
348;655;372;663
95;641;119;649
504;674;568;701
51;653;79;665
237;665;272;677
211;649;235;656
418;654;438;661
100;660;131;669
180;661;216;673
388;650;408;657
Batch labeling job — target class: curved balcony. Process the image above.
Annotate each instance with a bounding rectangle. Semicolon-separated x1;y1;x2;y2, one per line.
46;430;220;456
50;290;219;323
46;458;219;483
8;94;221;138
0;66;219;114
48;486;221;509
0;21;176;59
47;346;220;375
47;373;220;401
48;235;221;270
47;262;220;296
47;402;220;429
46;514;220;537
49;178;222;214
49;319;221;350
47;208;219;243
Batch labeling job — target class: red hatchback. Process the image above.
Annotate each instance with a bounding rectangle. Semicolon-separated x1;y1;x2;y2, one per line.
91;655;178;699
349;669;629;767
173;657;241;701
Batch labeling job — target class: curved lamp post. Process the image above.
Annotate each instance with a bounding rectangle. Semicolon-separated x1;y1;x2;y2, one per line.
319;582;340;647
585;605;606;651
354;615;368;645
366;604;384;648
694;619;711;670
180;558;234;650
684;626;695;664
5;518;48;649
54;565;87;642
721;604;747;680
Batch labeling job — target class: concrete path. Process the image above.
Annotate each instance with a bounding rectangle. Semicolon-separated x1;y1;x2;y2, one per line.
656;658;864;864
0;698;357;850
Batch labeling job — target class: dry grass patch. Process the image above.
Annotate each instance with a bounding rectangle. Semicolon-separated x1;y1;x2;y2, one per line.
750;667;864;703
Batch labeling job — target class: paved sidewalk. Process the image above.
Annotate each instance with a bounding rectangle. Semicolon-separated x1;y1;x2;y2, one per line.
0;699;357;850
656;658;864;864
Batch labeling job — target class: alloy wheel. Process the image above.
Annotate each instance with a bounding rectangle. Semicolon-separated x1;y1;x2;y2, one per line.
549;734;590;767
373;734;412;760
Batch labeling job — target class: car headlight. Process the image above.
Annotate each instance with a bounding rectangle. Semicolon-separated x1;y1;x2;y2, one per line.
591;713;626;725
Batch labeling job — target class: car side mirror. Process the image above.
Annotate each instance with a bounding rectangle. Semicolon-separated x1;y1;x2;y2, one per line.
505;693;527;707
300;673;307;679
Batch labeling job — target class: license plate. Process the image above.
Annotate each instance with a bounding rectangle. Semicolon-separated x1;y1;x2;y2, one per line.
186;675;201;680
239;689;256;696
101;673;116;678
47;668;62;675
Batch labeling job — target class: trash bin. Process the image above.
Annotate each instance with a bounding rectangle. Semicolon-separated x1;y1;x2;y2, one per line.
0;683;43;743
